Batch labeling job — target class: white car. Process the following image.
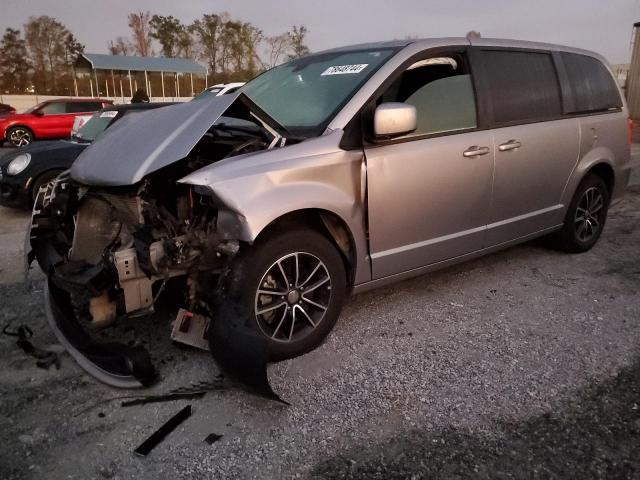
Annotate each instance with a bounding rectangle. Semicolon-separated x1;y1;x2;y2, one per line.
70;114;93;137
193;82;245;101
204;82;245;96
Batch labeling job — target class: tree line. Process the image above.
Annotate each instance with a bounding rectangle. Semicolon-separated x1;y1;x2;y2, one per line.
0;12;310;96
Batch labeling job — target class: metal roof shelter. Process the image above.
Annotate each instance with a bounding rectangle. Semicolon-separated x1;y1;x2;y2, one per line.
74;53;208;100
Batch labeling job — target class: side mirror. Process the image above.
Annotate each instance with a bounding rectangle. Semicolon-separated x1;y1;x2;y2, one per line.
34;110;44;117
374;102;417;138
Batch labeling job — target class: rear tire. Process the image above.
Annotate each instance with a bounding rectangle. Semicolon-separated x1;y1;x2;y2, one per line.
6;126;34;147
212;229;347;361
553;173;610;253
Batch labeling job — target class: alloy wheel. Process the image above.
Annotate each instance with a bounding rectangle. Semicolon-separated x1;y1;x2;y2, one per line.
254;252;332;343
9;128;32;147
574;186;605;242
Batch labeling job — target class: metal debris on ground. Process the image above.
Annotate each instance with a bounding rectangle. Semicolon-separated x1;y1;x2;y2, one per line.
72;378;225;416
3;323;60;369
204;433;223;445
170;308;211;351
121;391;206;407
134;405;192;457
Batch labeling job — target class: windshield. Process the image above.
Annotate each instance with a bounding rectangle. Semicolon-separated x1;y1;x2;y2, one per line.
242;47;398;136
73;110;118;142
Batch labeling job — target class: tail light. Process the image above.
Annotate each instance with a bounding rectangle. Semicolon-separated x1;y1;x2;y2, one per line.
628;118;633;146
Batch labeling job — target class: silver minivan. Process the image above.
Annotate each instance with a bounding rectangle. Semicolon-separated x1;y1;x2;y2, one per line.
30;37;631;387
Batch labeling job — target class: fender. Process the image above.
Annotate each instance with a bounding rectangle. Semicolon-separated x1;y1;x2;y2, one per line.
179;130;372;284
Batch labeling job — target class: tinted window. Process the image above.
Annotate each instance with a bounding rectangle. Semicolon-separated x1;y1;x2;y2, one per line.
560;53;622;114
380;55;477;136
481;50;562;124
66;102;103;113
39;102;66;115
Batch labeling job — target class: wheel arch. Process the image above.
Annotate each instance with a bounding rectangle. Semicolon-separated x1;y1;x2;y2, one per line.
254;208;358;287
29;168;65;201
561;146;618;209
5;124;35;141
585;162;615;195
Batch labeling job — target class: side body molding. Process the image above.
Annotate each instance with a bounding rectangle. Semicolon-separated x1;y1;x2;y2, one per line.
179;130;372;285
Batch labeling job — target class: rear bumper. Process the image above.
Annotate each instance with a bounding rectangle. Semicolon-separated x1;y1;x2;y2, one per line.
612;161;633;204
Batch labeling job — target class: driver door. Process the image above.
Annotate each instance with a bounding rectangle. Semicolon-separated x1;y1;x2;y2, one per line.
35;102;71;138
365;51;494;279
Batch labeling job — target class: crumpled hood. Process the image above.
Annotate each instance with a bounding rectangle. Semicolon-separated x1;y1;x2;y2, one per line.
70;94;238;186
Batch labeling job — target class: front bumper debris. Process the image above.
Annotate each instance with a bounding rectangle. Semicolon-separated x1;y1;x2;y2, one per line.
28;157;289;401
45;280;155;387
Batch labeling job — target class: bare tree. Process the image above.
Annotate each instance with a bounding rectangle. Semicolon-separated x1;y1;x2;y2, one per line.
128;11;153;56
108;36;132;55
288;25;310;60
264;33;290;68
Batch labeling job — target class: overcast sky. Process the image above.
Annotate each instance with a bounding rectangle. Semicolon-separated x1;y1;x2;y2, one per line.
1;0;639;64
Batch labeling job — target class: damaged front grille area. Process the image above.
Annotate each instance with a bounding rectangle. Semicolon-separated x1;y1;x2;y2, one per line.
29;173;239;387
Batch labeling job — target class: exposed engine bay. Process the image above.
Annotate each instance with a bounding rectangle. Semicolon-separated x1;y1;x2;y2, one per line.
28;95;294;395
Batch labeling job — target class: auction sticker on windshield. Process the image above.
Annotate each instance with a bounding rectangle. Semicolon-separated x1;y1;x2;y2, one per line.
100;111;118;118
321;64;368;75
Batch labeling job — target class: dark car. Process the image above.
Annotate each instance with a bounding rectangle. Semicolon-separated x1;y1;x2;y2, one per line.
0;103;16;117
0;102;174;209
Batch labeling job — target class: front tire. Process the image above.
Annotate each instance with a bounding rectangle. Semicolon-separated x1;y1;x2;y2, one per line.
7;126;34;147
213;229;347;361
553;173;610;253
31;170;63;203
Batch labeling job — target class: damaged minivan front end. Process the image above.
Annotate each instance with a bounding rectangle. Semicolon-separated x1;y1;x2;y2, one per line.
27;44;396;393
28;94;294;387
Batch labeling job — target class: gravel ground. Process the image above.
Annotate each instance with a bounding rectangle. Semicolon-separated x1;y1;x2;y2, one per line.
0;178;639;478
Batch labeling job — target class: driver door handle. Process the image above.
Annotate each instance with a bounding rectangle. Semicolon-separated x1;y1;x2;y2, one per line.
463;146;490;158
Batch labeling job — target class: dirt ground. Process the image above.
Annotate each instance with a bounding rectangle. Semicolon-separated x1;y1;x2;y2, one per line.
0;153;639;478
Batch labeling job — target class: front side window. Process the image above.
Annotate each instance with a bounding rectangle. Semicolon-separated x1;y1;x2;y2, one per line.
242;47;398;136
39;102;66;115
480;50;562;125
378;53;477;136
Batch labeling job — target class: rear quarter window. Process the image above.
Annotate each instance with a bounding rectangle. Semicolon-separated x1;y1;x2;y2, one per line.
560;53;622;114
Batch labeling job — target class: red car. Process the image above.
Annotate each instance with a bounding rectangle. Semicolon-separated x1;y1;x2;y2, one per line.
0;98;113;147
